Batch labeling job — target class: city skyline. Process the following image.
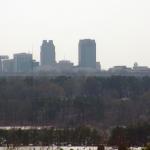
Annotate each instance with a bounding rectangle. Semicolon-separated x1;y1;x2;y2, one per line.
1;39;150;71
0;39;100;73
1;39;150;76
1;0;150;69
1;37;150;70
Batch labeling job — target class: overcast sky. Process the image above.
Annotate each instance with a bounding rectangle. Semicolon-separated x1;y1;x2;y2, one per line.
0;0;150;69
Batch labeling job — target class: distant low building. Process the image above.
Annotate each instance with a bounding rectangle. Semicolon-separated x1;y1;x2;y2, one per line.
0;59;2;73
2;59;14;73
34;65;58;73
109;66;132;73
74;66;98;74
57;60;74;72
14;53;33;73
0;55;9;60
32;60;39;71
133;62;150;72
0;55;9;73
96;62;101;71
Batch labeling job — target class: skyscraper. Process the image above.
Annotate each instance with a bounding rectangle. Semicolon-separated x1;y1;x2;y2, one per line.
40;40;56;66
79;39;96;69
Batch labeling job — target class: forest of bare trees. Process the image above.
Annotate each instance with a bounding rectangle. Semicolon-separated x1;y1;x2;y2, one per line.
0;76;149;128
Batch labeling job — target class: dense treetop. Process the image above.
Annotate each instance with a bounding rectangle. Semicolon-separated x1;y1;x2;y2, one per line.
0;76;149;129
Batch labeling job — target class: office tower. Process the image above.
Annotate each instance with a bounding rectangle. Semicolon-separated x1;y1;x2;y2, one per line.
79;39;96;68
14;53;33;72
40;40;56;66
3;59;14;73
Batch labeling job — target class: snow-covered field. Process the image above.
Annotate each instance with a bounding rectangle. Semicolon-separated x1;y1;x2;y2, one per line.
0;147;97;150
0;146;143;150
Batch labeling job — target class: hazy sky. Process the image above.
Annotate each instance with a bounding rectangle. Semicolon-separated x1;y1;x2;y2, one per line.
0;0;150;69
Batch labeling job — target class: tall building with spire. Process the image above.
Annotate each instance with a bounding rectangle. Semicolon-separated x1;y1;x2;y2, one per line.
78;39;96;69
40;40;56;66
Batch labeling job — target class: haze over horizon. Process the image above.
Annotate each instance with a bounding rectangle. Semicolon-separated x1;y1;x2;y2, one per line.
0;0;150;69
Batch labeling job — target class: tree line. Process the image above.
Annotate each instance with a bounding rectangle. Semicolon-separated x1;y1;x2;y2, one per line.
109;123;150;146
0;123;150;146
0;76;150;128
0;126;100;146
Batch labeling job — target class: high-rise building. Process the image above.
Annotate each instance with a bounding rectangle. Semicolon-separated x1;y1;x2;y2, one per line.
40;40;56;66
79;39;96;69
14;53;33;73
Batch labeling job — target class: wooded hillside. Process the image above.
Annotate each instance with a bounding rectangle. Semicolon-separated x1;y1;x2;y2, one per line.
0;76;149;129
